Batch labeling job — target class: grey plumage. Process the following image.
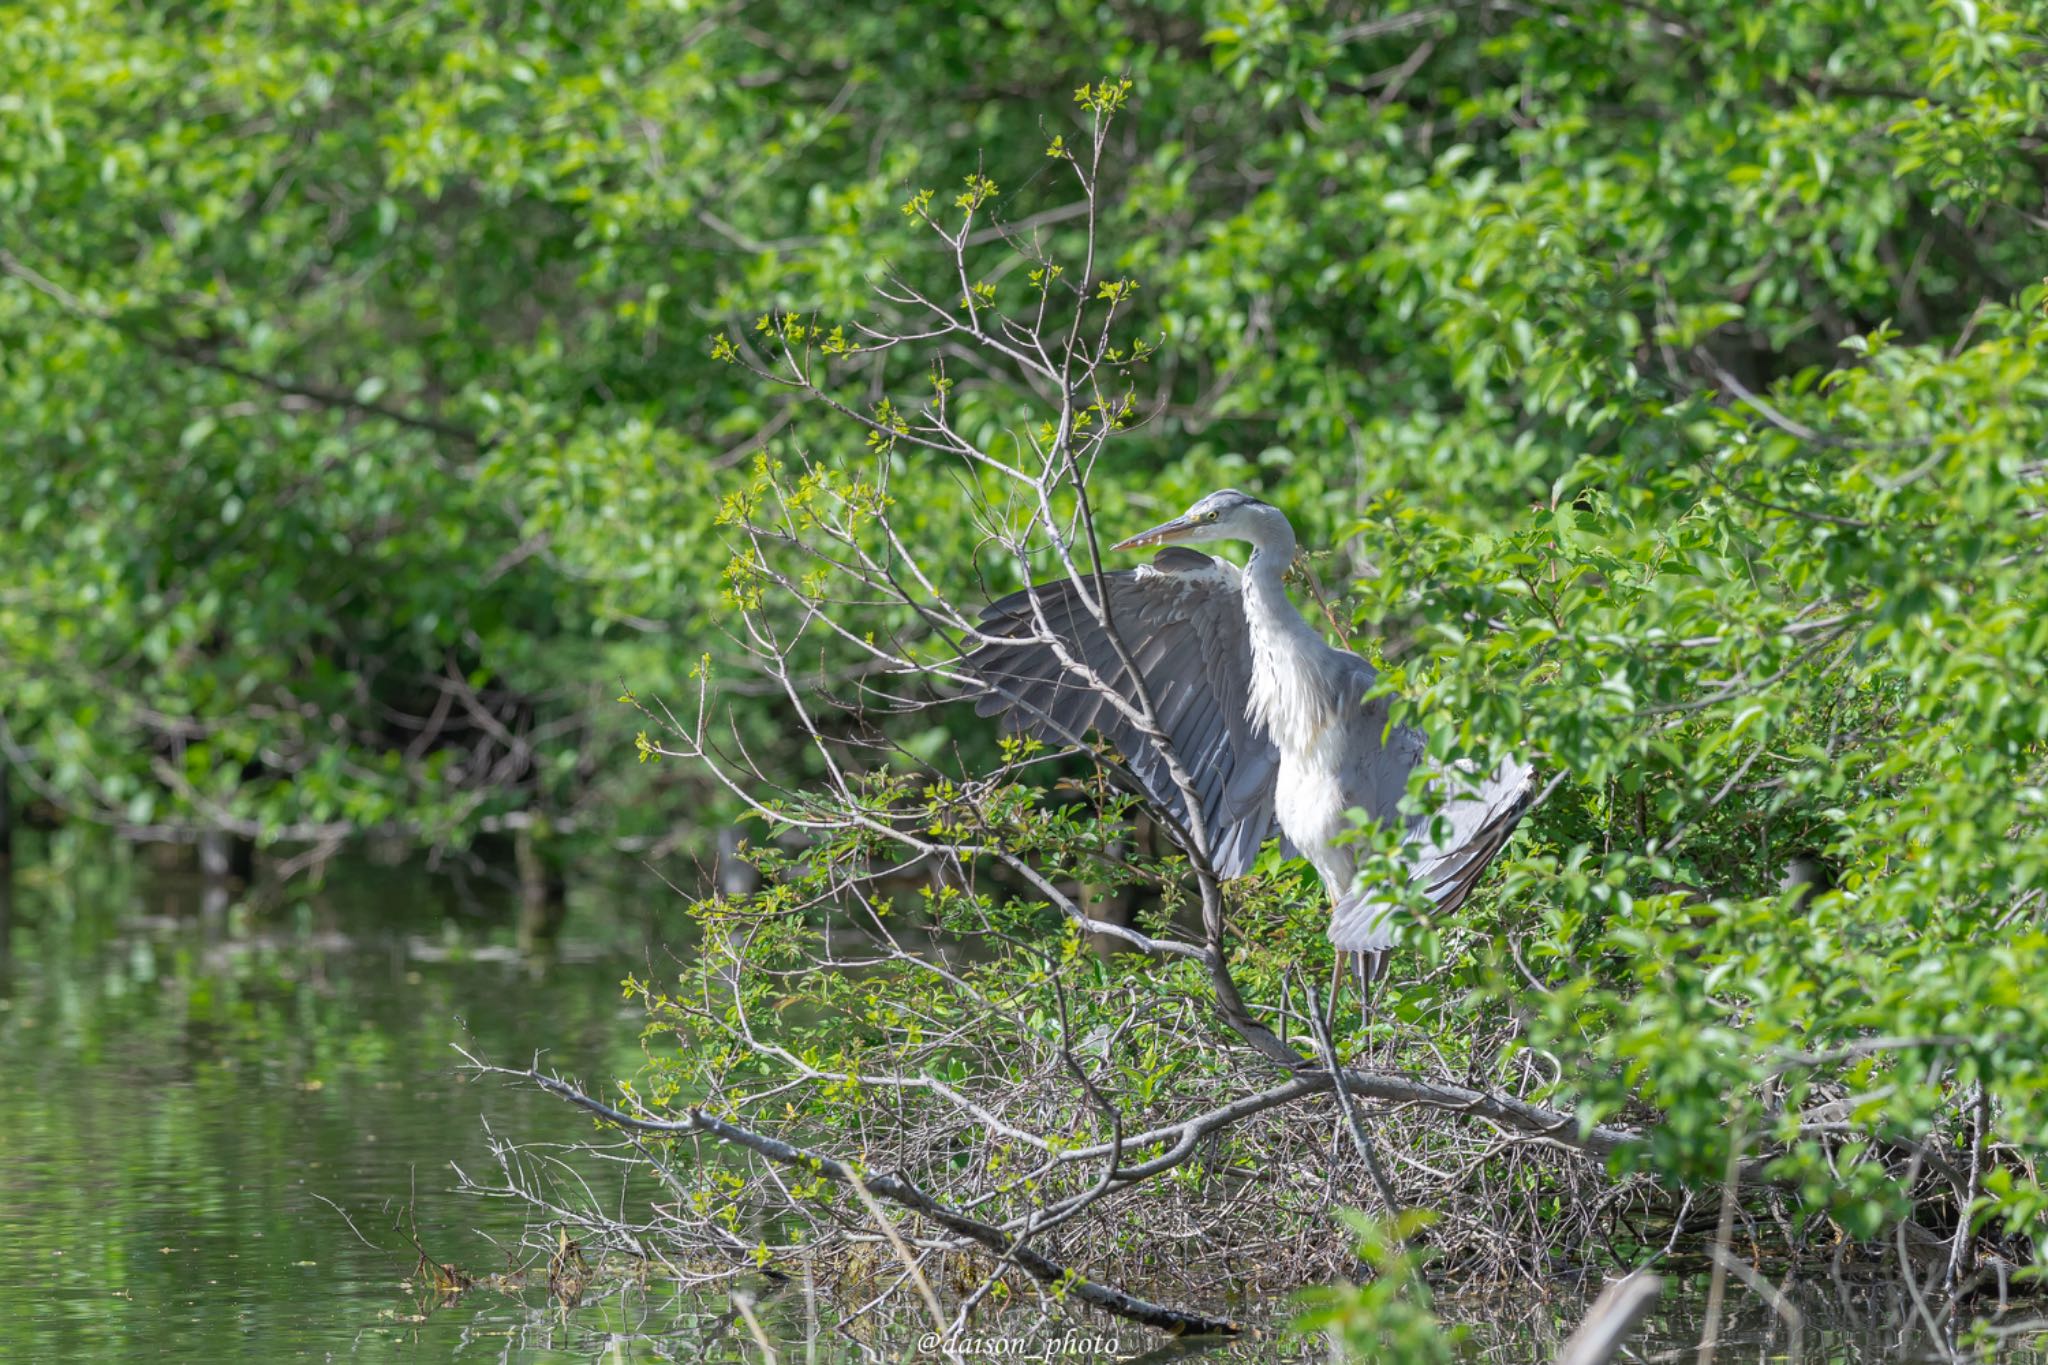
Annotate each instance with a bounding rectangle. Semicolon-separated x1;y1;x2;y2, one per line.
967;490;1534;980
971;545;1279;876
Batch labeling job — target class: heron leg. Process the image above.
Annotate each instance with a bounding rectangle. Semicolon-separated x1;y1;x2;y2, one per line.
1279;967;1290;1052
1324;953;1343;1049
1356;951;1387;1061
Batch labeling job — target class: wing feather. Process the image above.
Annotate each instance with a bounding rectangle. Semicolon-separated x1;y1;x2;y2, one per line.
966;549;1280;877
1327;756;1535;953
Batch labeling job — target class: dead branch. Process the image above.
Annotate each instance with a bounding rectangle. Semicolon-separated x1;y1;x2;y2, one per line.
1555;1272;1663;1365
461;1053;1241;1338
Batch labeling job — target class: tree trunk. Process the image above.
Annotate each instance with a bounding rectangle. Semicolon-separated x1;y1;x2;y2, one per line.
0;746;13;868
0;860;13;992
1080;855;1136;960
515;824;570;950
197;829;254;882
715;825;759;899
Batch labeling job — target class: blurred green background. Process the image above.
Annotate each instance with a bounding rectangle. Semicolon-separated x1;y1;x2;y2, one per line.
8;0;2040;876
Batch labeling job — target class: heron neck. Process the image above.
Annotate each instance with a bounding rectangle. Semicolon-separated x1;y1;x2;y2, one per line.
1242;526;1307;638
1241;526;1325;666
1241;521;1336;749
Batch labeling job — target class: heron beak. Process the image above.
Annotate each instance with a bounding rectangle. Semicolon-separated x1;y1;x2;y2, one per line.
1110;515;1199;552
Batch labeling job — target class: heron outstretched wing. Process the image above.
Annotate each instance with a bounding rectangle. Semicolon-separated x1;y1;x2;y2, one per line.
1327;755;1535;955
967;546;1281;876
1407;756;1535;914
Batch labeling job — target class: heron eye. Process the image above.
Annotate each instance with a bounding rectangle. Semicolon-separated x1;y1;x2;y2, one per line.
1205;511;1221;522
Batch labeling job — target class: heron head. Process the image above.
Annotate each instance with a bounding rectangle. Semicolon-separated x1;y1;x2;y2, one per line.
1110;489;1282;551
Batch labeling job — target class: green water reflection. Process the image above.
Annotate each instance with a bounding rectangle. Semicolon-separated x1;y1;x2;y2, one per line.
0;833;677;1361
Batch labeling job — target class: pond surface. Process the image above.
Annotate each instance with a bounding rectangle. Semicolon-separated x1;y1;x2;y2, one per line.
0;833;683;1361
3;834;2044;1362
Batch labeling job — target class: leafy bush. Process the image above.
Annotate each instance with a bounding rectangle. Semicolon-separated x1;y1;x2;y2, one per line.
6;0;2048;1345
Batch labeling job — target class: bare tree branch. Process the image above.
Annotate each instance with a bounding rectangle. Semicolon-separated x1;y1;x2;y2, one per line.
460;1054;1242;1338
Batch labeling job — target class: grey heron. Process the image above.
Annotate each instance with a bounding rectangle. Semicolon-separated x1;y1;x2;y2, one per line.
969;489;1534;988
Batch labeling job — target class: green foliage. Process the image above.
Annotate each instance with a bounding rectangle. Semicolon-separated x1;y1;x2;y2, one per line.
625;0;2048;1320
1293;1211;1460;1363
6;0;2048;1326
8;0;2038;854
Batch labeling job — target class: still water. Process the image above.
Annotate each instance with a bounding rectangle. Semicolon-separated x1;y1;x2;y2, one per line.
3;834;2045;1362
0;834;675;1361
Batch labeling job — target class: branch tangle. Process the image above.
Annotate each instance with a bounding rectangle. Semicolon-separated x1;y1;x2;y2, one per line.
483;1060;1242;1337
